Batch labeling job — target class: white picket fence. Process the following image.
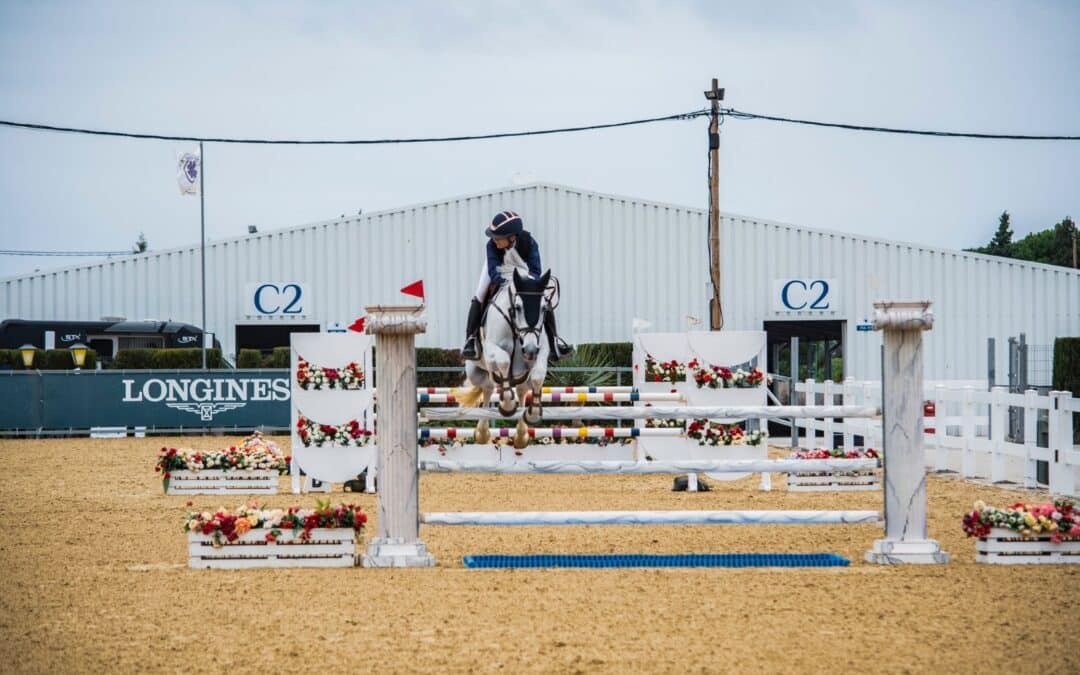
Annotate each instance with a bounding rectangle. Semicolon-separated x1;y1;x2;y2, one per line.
793;379;1079;497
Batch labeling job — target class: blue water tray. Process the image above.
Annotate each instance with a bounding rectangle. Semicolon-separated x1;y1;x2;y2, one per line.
463;553;850;569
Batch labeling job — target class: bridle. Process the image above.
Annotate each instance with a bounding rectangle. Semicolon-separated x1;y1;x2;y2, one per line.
485;275;559;387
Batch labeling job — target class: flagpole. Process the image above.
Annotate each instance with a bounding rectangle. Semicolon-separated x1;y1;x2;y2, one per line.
199;141;207;371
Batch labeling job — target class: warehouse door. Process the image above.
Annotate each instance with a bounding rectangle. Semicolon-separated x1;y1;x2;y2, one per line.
235;324;321;357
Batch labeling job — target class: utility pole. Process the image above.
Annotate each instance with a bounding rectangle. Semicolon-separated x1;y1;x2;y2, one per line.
705;79;724;330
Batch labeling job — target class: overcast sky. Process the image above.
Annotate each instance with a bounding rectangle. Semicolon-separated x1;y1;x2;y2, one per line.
1;1;1077;278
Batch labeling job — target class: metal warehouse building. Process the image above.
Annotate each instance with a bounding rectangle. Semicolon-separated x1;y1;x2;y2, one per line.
2;182;1077;380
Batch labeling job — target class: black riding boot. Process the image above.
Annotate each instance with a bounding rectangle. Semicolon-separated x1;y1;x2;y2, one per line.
461;299;483;361
544;311;574;362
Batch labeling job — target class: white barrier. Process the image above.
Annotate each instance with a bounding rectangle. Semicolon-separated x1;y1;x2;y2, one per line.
420;458;878;474
421;405;880;422
421;510;882;526
362;301;950;567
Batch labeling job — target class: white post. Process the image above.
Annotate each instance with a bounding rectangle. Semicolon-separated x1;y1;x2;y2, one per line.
866;300;949;564
960;386;976;478
989;386;1008;483
361;305;435;568
1023;389;1039;488
823;379;835;450
1048;391;1076;497
842;378;856;453
933;384;948;472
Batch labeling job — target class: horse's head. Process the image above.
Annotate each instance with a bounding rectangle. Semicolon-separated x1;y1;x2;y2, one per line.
511;269;552;364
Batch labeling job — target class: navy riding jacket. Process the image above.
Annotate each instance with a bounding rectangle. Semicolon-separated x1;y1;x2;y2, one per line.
487;230;542;286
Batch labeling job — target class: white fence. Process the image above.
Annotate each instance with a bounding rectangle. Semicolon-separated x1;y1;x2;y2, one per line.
793;379;1079;497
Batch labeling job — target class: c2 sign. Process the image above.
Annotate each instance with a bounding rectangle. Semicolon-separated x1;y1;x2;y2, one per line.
772;279;839;313
245;282;309;318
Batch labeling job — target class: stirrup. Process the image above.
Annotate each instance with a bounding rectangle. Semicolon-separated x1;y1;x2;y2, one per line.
461;337;480;361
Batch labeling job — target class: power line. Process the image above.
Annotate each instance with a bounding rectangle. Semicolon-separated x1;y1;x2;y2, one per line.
0;110;710;145
0;249;134;257
723;108;1080;140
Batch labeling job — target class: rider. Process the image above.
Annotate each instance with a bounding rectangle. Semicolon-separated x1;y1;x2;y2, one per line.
461;210;573;363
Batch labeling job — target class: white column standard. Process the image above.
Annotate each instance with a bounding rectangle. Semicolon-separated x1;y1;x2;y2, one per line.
361;305;435;568
866;300;950;564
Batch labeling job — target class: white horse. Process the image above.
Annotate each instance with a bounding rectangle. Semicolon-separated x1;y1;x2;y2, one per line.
457;269;555;449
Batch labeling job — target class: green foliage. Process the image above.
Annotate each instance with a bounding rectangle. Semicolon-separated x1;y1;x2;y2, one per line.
417;348;465;387
970;213;1077;269
236;349;263;369
151;348;224;369
1053;338;1080;397
544;343;618;388
266;347;291;368
112;348;222;369
586;342;633;368
0;348;97;369
111;349;157;369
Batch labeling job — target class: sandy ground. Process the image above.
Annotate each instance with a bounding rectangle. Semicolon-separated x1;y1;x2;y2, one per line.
0;435;1077;675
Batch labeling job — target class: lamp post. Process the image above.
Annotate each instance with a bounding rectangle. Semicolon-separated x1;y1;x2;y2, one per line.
70;343;88;370
18;344;36;369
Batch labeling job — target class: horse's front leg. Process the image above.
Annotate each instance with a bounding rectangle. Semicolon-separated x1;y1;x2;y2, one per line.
485;343;517;417
521;362;546;426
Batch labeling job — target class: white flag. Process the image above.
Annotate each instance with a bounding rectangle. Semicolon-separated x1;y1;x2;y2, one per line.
632;317;652;332
177;150;200;195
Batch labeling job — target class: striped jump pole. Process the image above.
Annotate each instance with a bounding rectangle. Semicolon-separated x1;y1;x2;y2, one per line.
418;427;684;441
417;392;682;404
421;405;881;422
417;386;638;395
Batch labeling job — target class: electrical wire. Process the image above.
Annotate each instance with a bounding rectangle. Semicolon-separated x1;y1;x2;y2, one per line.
0;249;134;257
722;108;1080;140
0;110;710;145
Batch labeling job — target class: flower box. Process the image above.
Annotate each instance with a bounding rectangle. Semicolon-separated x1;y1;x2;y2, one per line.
975;528;1080;565
786;471;881;492
188;528;356;568
166;470;279;495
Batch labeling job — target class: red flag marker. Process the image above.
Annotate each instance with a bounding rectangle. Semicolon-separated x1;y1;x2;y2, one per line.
400;280;425;300
347;317;366;332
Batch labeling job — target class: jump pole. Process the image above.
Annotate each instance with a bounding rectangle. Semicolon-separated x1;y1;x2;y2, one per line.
361;305;435;568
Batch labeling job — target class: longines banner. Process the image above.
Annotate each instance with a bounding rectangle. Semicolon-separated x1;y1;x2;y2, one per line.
0;371;291;430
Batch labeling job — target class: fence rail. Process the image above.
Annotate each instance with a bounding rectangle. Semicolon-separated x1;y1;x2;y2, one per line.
793;378;1078;497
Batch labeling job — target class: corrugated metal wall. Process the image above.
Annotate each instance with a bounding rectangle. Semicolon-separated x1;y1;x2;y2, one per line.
720;214;1080;379
2;182;1077;380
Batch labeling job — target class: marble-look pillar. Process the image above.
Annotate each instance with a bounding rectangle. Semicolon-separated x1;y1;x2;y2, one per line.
866;301;950;564
361;305;435;568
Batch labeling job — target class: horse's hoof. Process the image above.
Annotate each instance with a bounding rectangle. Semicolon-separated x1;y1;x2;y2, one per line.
498;403;517;417
523;407;542;425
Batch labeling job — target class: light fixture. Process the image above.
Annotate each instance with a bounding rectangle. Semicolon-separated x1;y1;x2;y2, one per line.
70;343;89;369
18;344;35;368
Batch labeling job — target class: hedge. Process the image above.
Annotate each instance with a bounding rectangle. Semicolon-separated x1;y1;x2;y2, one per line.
110;348;223;369
265;346;291;368
417;347;465;387
1053;337;1080;397
0;348;99;370
236;349;263;369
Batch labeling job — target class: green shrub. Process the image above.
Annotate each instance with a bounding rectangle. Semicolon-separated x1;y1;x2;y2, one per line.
0;348;98;370
41;348;97;370
545;343;617;388
1053;337;1080;397
416;347;465;387
237;349;263;369
111;349;156;369
583;342;632;368
266;347;291;368
149;348;223;369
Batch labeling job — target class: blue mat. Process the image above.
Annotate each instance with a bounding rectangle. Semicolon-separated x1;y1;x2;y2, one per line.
463;553;850;569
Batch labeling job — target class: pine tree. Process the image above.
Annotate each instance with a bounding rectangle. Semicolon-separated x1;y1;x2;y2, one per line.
986;211;1013;256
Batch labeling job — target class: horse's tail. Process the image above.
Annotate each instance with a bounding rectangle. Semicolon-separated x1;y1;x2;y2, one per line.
455;385;487;408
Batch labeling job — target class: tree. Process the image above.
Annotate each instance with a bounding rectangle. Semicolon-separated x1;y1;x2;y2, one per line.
132;232;148;254
986;211;1013;256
